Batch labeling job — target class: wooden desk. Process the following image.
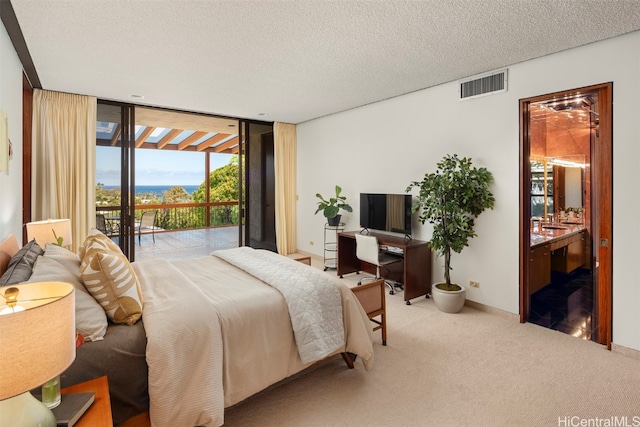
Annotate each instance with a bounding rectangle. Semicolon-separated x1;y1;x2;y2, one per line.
61;376;113;427
338;231;431;304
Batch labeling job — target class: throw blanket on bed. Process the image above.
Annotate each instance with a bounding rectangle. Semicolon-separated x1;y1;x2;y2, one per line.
213;247;344;364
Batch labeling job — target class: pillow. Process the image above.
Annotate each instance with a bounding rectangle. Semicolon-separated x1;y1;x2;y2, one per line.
81;246;143;325
79;228;121;260
27;256;108;341
43;243;82;281
0;239;44;286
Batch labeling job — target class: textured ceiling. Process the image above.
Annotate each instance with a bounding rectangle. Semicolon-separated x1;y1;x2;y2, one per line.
8;0;640;124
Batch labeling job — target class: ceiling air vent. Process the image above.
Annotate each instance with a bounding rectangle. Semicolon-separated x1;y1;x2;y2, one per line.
459;69;508;100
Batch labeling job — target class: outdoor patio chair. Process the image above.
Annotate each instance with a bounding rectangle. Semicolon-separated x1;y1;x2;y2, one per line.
96;213;110;235
135;210;157;245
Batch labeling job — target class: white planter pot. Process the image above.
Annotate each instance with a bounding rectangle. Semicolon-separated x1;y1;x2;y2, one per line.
431;283;467;313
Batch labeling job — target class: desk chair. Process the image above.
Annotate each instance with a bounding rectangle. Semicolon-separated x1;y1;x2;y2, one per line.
135;210;157;245
355;233;402;295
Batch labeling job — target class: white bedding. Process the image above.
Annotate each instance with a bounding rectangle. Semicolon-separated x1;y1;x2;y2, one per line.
133;248;374;427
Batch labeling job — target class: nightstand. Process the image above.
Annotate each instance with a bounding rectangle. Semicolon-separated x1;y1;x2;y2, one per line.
285;253;312;265
60;376;113;427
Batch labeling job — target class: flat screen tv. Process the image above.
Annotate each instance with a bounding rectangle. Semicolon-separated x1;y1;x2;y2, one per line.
359;193;412;236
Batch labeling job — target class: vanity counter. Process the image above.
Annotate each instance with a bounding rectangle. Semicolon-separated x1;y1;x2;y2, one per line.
530;223;586;249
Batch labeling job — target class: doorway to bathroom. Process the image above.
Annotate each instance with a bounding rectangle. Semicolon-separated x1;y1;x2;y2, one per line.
519;83;612;348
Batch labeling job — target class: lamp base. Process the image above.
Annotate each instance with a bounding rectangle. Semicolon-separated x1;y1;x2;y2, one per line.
0;391;56;427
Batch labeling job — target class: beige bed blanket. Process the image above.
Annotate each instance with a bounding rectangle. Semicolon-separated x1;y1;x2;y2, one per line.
133;252;373;427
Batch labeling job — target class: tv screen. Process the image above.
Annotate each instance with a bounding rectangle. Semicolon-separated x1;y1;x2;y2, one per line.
359;193;412;235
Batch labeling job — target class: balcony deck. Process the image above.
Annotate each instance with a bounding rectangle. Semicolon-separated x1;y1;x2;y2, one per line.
134;227;240;261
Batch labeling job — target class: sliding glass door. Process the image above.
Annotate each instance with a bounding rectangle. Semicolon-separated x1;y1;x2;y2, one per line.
96;102;275;260
96;101;136;258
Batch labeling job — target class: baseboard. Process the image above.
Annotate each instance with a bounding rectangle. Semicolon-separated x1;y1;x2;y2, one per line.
464;299;519;321
611;343;640;361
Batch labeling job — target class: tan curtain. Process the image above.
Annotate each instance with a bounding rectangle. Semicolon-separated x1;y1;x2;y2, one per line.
32;90;97;253
273;122;297;255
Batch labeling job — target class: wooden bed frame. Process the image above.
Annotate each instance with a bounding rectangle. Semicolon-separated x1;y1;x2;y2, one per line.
0;234;20;274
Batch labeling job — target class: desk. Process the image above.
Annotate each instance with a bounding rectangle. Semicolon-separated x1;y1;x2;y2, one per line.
338;231;431;304
61;375;113;427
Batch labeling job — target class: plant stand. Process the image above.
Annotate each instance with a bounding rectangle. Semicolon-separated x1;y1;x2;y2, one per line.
324;223;345;271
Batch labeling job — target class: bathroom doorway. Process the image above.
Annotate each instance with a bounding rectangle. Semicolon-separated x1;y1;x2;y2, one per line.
519;83;612;348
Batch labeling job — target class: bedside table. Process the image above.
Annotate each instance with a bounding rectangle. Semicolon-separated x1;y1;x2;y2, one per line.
61;376;113;427
285;253;312;265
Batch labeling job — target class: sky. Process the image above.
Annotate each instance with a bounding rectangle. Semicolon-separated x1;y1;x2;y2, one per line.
96;146;233;186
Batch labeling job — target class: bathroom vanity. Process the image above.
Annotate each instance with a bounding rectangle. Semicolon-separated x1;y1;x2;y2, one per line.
529;223;586;294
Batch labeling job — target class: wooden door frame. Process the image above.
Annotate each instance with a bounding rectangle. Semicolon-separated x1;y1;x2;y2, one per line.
519;82;612;348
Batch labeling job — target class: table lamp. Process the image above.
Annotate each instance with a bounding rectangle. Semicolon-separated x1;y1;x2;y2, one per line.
26;218;73;247
0;282;75;427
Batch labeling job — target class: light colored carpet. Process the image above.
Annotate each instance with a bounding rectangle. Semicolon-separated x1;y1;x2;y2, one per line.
223;256;640;427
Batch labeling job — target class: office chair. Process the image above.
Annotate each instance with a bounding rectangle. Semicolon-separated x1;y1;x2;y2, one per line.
355;233;402;295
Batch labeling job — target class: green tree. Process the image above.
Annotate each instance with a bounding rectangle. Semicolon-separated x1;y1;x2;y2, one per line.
135;192;161;205
406;154;495;289
192;156;239;203
162;186;192;204
157;186;195;230
192;156;241;225
95;183;122;206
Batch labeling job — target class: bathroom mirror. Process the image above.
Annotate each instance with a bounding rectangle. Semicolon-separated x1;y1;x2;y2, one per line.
530;155;585;219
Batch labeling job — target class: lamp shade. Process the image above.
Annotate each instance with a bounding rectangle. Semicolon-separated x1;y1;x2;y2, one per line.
26;219;72;247
0;282;75;400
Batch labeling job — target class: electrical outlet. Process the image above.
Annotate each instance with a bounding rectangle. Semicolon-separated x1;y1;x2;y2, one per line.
469;280;480;288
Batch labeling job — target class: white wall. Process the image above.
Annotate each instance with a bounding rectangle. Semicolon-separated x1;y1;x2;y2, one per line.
0;24;24;240
297;31;640;352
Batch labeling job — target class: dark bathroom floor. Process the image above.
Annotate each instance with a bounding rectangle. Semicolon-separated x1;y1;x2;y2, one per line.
529;268;597;341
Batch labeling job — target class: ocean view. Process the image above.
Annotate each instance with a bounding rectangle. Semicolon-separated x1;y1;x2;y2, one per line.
103;185;200;196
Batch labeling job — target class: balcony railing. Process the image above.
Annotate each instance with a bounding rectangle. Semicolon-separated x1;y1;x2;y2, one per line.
97;201;240;232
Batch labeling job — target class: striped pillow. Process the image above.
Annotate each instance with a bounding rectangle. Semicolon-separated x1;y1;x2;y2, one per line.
79;228;121;260
80;240;143;325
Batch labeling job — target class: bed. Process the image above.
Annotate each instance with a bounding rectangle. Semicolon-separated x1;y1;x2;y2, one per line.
0;233;374;426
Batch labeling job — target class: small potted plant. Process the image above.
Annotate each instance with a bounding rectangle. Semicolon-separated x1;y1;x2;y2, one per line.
315;185;353;226
406;154;495;313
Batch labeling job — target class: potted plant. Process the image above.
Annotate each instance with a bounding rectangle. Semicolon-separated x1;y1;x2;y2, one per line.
315;185;353;226
406;154;495;313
